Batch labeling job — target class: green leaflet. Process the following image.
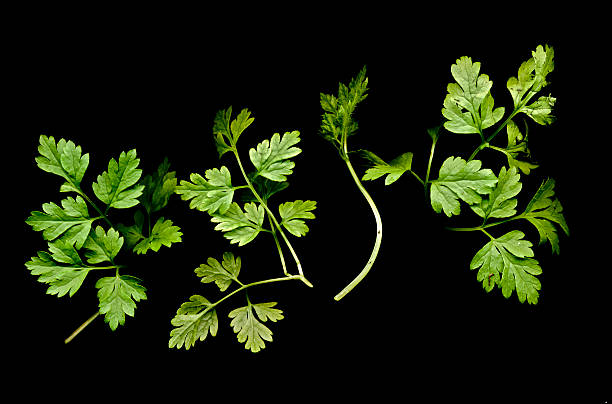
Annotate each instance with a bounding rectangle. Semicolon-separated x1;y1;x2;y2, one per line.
442;56;504;134
228;301;283;353
430;157;497;217
175;166;236;214
169;295;219;350
118;214;182;255
471;166;522;220
362;151;414;185
320;66;368;150
470;230;542;304
35;135;90;192
213;107;254;156
92;149;145;209
83;226;123;264
26;196;95;249
278;200;317;237
96;275;147;331
249;131;302;182
195;252;241;292
507;44;555;125
210;202;265;246
521;178;569;254
25;240;92;297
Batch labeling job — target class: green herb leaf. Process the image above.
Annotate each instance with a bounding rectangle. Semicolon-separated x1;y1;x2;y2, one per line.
35;135;90;191
210;202;265;246
25;240;92;297
134;218;182;254
26;196;95;249
195;252;241;292
362;151;413;185
92;149;145;209
228;301;283;353
442;57;504;134
278;200;317;237
522;95;556;125
470;230;542;304
249;131;302;182
471;166;522;220
175;166;236;214
169;295;219;350
83;226;124;264
430;157;497;217
96;275;147;331
521;178;569;254
507;44;554;108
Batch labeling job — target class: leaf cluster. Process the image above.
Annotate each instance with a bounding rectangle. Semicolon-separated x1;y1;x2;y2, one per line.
170;107;316;351
360;45;568;304
25;136;181;333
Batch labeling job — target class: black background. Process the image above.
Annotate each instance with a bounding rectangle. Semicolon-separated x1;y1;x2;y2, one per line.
6;5;609;401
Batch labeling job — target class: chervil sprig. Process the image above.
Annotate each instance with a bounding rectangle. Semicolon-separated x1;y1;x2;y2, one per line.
355;44;568;304
171;107;316;351
26;136;181;342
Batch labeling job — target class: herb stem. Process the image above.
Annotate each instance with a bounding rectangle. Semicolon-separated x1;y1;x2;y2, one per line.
64;311;100;344
334;141;383;301
424;134;439;187
267;214;289;276
445;215;523;232
75;186;115;230
232;149;313;288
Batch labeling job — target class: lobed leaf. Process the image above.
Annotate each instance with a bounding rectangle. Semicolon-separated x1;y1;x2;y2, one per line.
83;226;124;264
228;302;283;353
96;275;147;331
169;295;219;350
362;151;413;185
92;149;144;209
278;200;317;237
471;166;522;220
35;135;90;190
26;196;95;249
195;252;241;292
249;131;302;182
175;166;236;214
210;202;265;246
430;157;497;217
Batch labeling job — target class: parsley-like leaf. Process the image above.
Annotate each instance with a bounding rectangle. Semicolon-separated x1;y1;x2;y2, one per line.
430;157;497;217
26;196;95;249
96;275;147;331
35;135;90;192
521;178;569;254
92;149;145;209
470;230;542;304
442;56;504;134
25;240;91;297
471;166;522;220
83;226;124;264
278;200;317;237
362;151;414;185
175;166;236;214
210;202;265;246
195;252;241;292
169;295;218;350
228;301;283;353
249;131;302;182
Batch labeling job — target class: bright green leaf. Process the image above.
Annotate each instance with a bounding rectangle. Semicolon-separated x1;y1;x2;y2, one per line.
169;295;218;350
430;157;497;217
133;218;182;254
92;149;144;209
279;200;317;237
362;151;413;185
96;275;147;331
175;166;236;214
26;196;95;249
471;166;522;220
228;301;283;353
35;135;90;191
470;230;542;304
83;226;124;264
210;202;264;246
249;131;302;182
521;178;569;254
195;252;241;292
